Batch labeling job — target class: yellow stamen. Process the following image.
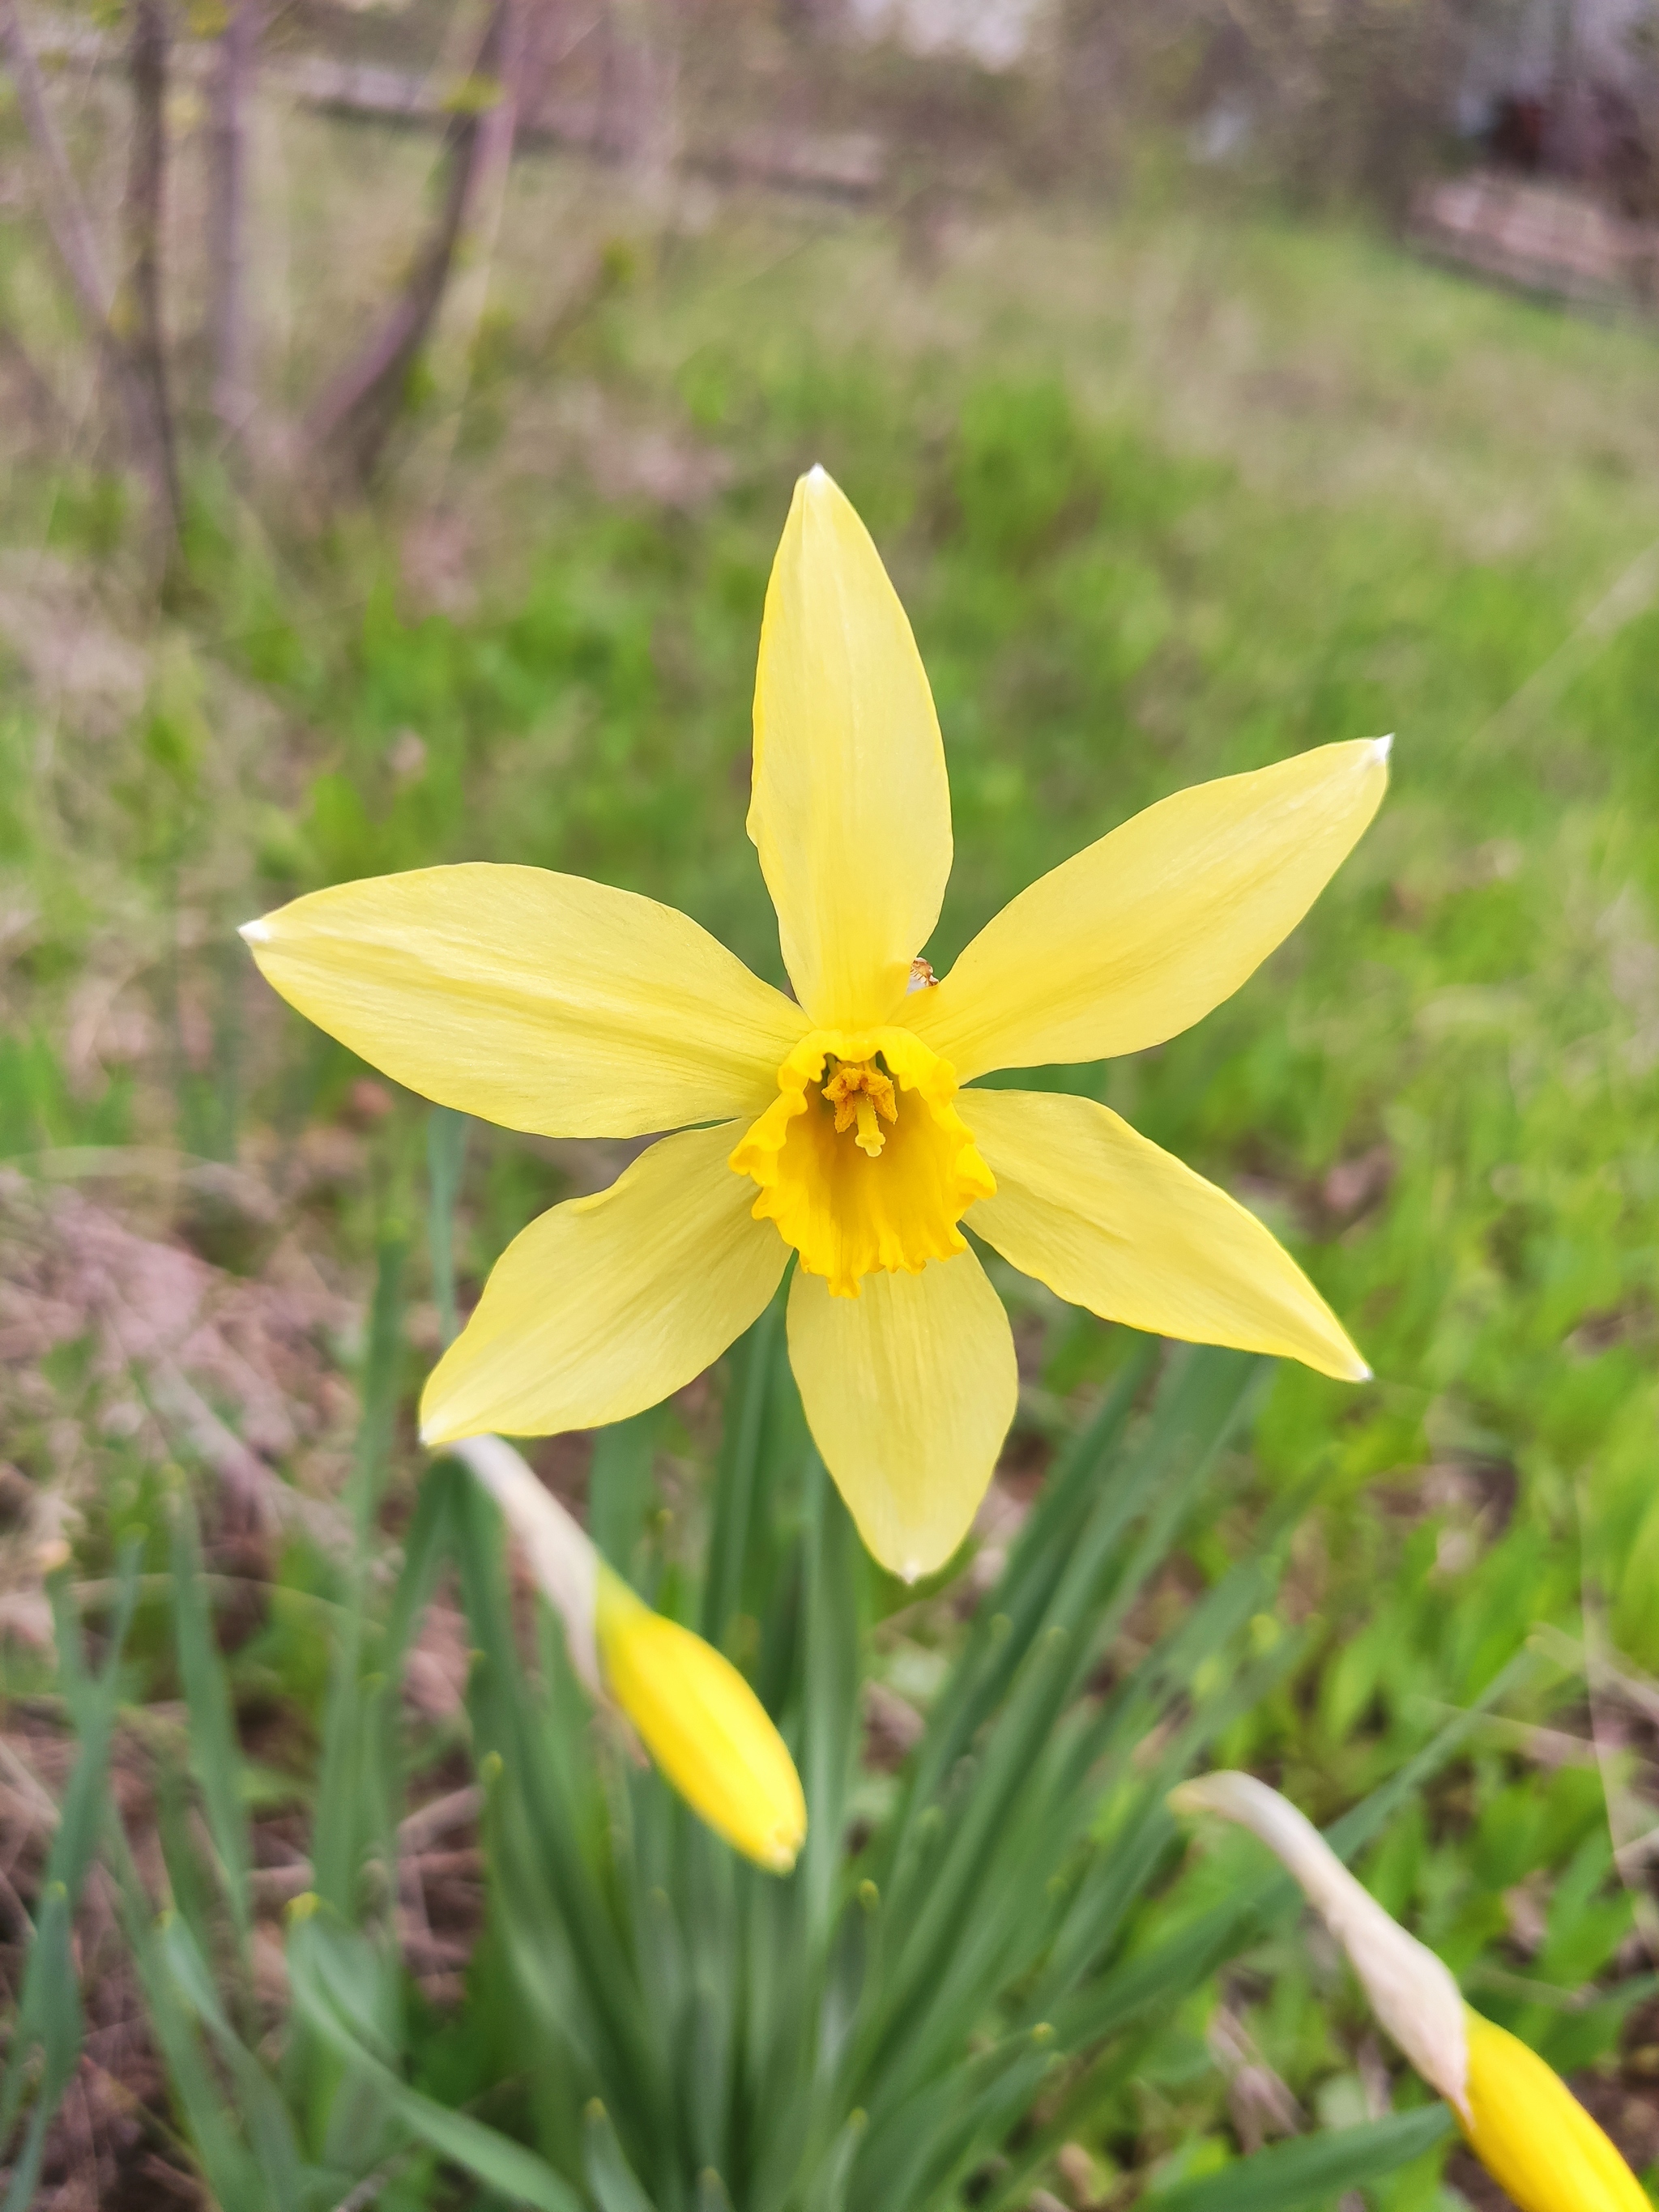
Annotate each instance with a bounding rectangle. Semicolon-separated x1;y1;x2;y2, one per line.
822;1059;898;1157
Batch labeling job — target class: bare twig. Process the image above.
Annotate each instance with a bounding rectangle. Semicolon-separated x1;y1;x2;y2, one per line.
598;0;677;188
395;1785;482;1852
122;0;181;543
206;0;262;447
0;0;181;549
0;0;114;328
0;326;71;437
1467;532;1659;757
1533;1620;1659;1731
1572;1493;1659;1967
421;0;532;472
304;0;527;487
248;1790;483;1900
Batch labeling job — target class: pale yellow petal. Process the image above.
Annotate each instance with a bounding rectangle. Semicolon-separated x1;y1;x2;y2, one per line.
242;864;806;1139
907;739;1389;1080
786;1251;1017;1581
595;1569;807;1873
966;1089;1367;1381
750;467;952;1030
420;1124;787;1443
1463;2013;1651;2212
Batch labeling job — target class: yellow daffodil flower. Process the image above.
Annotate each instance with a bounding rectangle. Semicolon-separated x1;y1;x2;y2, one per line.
241;466;1386;1579
450;1433;805;1872
1171;1771;1651;2211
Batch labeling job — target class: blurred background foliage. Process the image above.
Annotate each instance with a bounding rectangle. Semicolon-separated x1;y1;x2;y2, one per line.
6;0;1659;2199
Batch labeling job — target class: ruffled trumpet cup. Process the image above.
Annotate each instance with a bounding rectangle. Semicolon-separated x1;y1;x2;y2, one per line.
450;1434;805;1873
242;465;1387;1579
1171;1771;1650;2212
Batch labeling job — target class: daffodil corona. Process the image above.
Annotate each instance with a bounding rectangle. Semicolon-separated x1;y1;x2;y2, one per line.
242;467;1387;1579
1172;1771;1650;2212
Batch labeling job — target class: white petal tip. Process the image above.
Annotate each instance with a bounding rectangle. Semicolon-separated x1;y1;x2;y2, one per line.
1371;733;1394;765
1354;1362;1374;1383
238;917;272;944
805;462;830;484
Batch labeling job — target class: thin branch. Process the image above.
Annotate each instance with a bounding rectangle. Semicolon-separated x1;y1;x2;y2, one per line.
420;0;537;480
0;325;72;436
304;0;524;487
1572;1487;1659;1968
121;0;181;539
0;0;113;329
0;0;181;550
205;0;262;446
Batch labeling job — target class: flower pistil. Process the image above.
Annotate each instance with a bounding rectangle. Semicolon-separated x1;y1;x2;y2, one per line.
822;1055;898;1157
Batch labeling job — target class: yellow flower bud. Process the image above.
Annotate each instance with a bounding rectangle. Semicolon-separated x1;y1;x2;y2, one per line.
448;1434;805;1875
1173;1771;1652;2212
595;1568;806;1875
1463;2010;1650;2212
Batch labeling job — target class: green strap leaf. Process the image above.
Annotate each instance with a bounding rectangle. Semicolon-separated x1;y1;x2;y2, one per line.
288;1914;584;2212
168;1494;253;1957
583;2100;659;2212
425;1105;469;1347
0;1547;142;2170
1145;2105;1456;2211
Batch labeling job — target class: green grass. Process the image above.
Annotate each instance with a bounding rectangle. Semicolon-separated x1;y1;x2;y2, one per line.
5;134;1659;2198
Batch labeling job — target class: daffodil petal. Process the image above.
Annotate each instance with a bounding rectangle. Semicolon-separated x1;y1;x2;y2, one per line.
786;1250;1017;1581
1463;2011;1651;2212
595;1569;807;1873
907;739;1389;1080
750;467;952;1030
966;1089;1367;1381
242;864;806;1139
420;1124;786;1443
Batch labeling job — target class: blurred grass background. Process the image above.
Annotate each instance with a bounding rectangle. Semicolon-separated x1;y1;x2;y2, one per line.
6;15;1659;2199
